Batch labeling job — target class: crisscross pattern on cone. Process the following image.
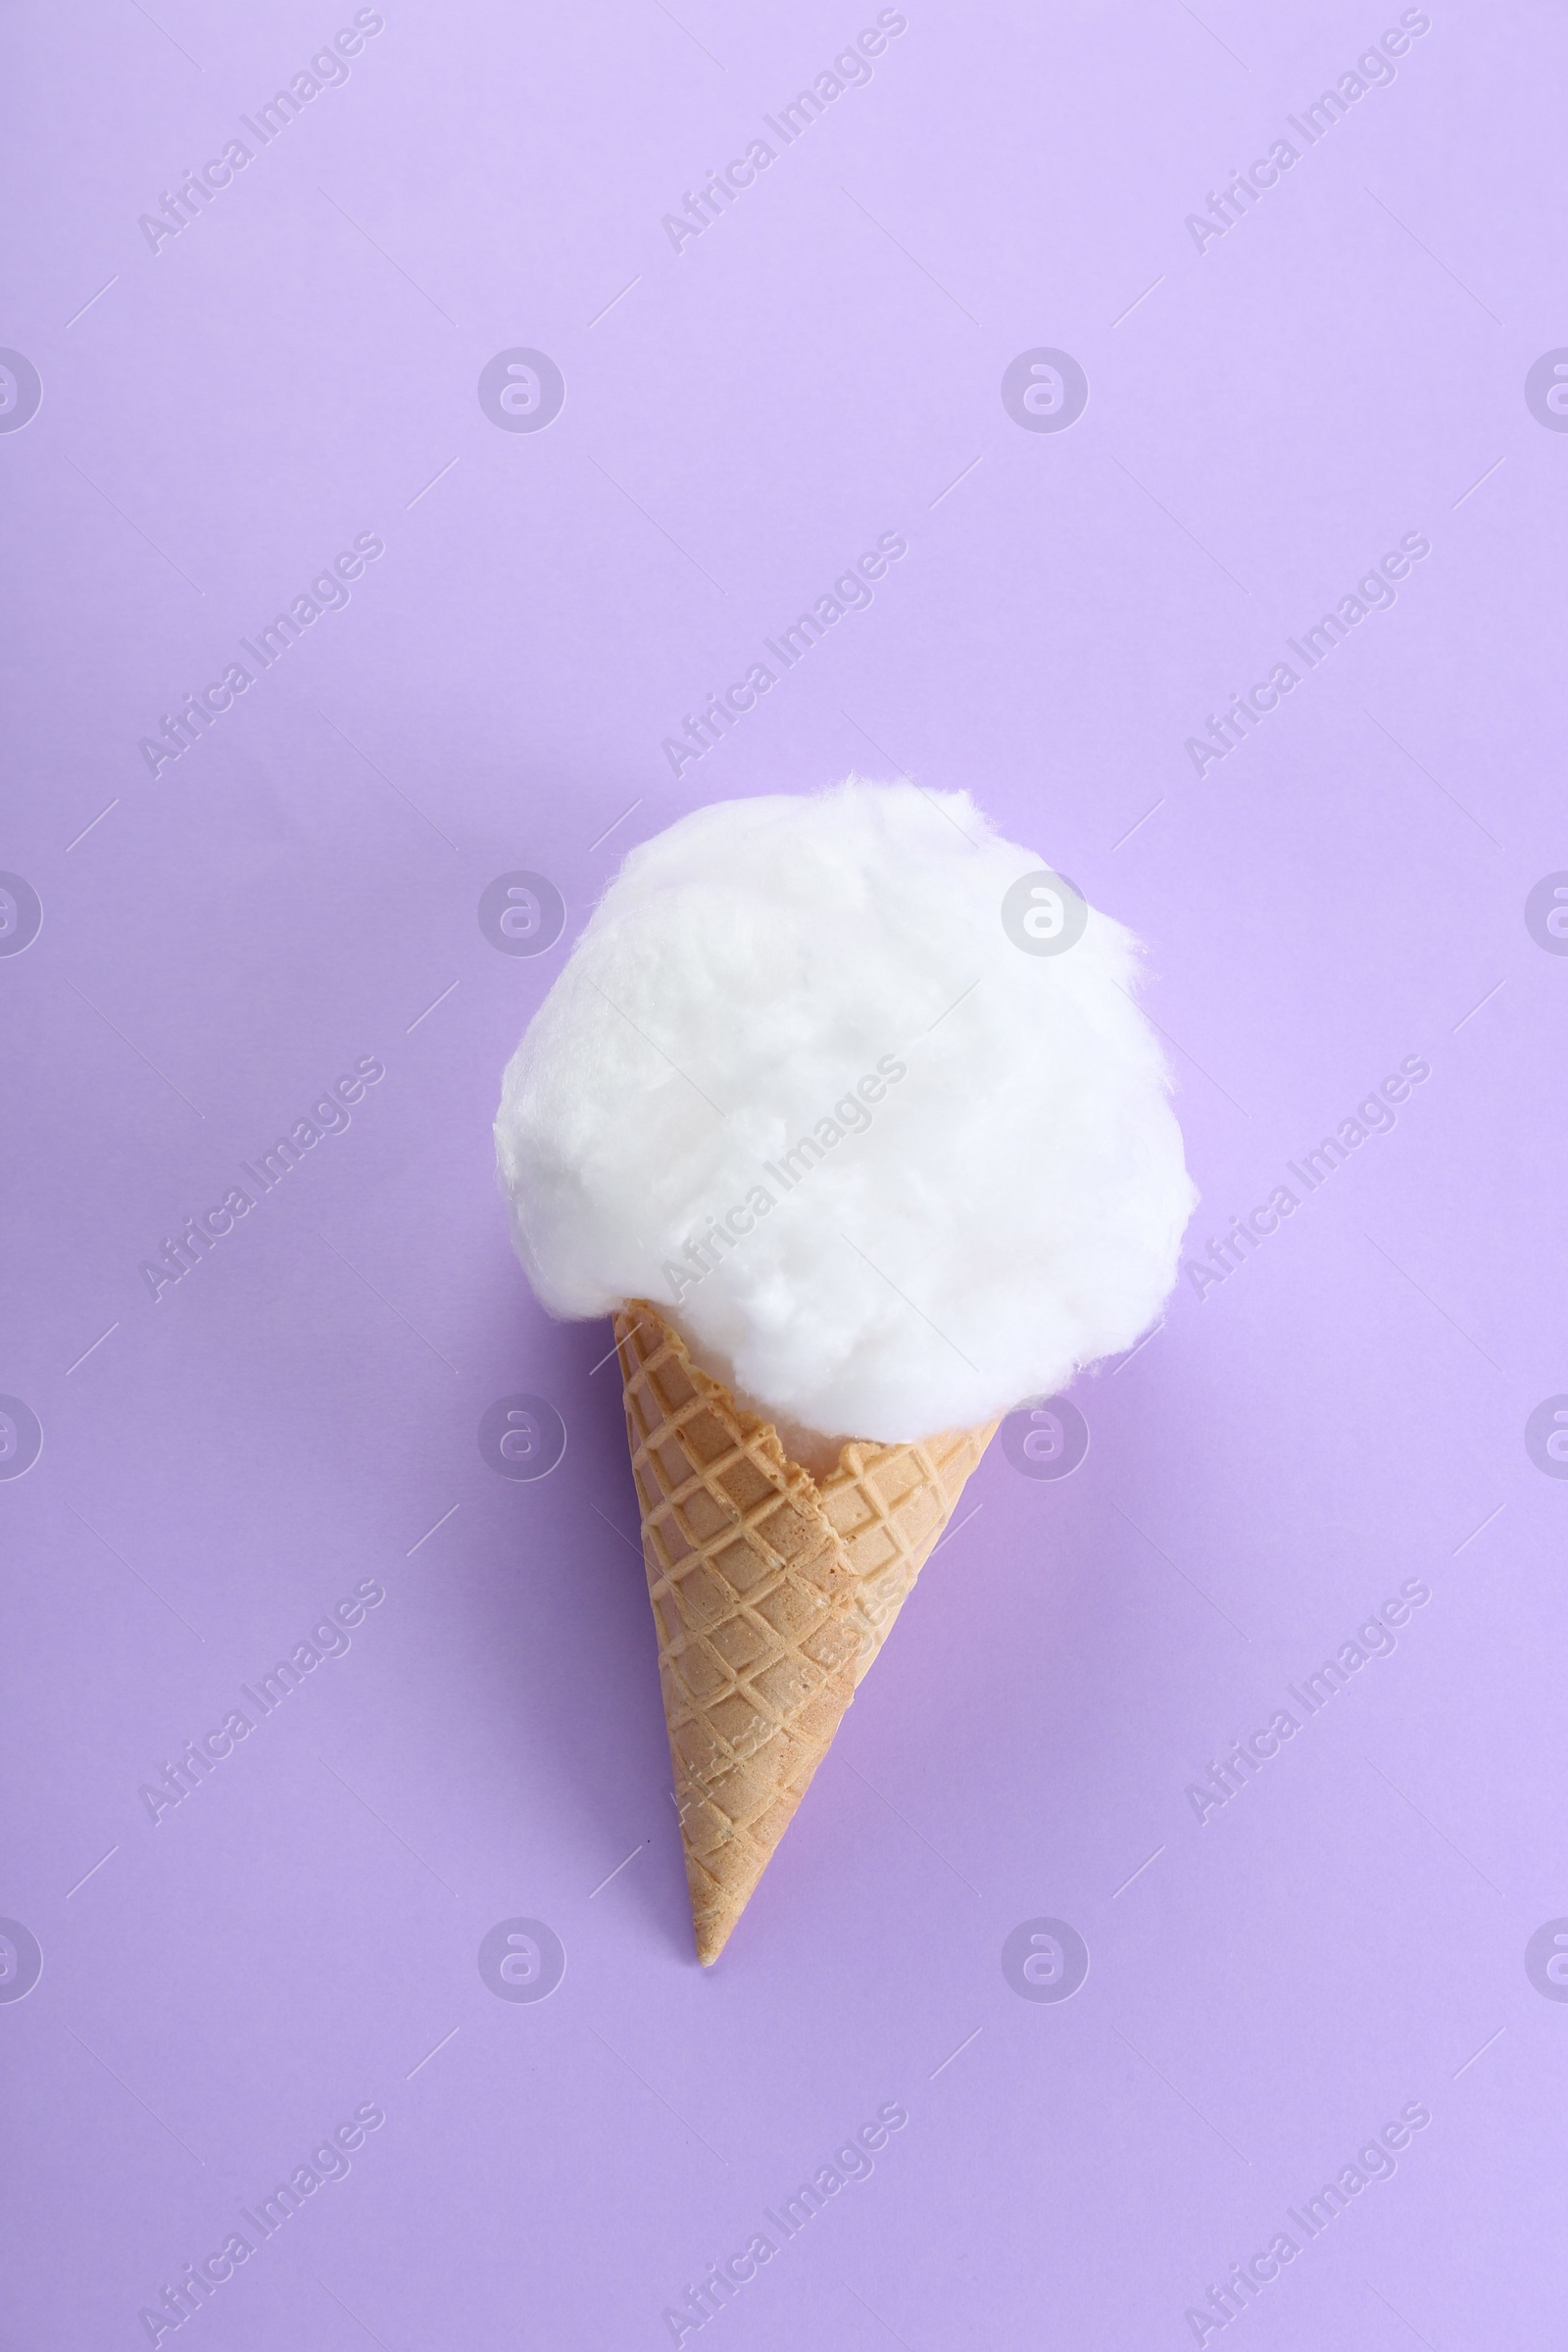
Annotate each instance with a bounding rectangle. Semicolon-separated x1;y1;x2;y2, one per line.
615;1303;996;1965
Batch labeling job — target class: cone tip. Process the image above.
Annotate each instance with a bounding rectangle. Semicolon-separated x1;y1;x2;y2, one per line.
695;1917;731;1967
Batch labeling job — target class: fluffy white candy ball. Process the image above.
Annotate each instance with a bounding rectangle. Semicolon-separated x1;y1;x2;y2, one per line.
496;782;1196;1446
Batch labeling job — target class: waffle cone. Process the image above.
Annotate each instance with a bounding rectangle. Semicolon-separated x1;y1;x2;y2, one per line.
614;1302;996;1965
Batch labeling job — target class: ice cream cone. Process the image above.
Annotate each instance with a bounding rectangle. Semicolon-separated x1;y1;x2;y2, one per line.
615;1302;997;1965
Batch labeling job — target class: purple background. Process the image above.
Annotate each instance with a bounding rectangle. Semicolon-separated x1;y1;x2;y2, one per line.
4;2;1566;2344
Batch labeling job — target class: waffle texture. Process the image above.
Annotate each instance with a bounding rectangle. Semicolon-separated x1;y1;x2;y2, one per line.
614;1302;997;1964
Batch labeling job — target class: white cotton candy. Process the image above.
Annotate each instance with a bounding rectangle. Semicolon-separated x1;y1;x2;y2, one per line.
495;781;1196;1446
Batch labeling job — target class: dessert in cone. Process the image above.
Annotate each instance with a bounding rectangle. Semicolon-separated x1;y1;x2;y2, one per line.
616;1301;998;1965
495;784;1196;1966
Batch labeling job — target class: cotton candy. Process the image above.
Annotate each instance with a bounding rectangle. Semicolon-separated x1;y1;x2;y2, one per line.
496;781;1195;1445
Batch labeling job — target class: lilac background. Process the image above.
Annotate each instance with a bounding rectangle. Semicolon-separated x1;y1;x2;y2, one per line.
4;1;1567;2344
